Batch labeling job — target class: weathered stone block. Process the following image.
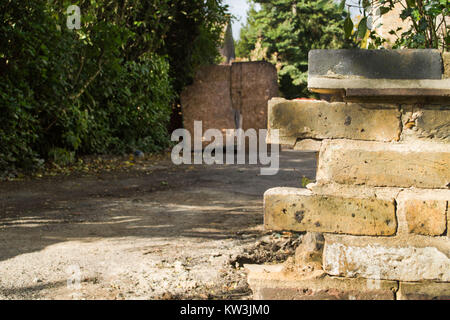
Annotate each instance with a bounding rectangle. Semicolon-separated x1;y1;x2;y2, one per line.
317;139;450;189
398;281;450;300
401;105;450;142
308;49;443;80
308;78;450;93
306;182;402;201
264;187;396;236
267;99;401;144
294;139;322;151
323;234;450;282
295;232;324;269
343;85;450;99
404;201;447;236
308;78;450;103
276;136;297;148
245;264;398;300
397;189;449;236
308;50;450;100
444;52;450;79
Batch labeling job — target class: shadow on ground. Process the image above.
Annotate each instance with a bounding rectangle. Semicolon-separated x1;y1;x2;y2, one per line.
0;150;316;262
0;150;316;299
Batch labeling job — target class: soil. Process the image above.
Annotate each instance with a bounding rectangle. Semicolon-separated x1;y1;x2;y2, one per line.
0;150;316;300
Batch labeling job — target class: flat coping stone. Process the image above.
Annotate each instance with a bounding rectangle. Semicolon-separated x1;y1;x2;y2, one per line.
308;49;443;80
308;78;450;98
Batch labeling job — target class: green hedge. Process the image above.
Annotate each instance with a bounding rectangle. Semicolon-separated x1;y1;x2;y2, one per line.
0;1;229;177
1;1;229;177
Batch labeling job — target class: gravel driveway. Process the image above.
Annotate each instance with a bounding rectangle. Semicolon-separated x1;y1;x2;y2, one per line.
0;150;316;300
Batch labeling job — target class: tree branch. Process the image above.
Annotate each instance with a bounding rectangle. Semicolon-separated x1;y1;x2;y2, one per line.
69;51;104;100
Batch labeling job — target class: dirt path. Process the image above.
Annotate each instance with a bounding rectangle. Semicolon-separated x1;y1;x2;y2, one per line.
0;150;316;300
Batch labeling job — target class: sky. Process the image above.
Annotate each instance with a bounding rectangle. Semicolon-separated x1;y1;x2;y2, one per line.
223;0;252;40
224;1;360;41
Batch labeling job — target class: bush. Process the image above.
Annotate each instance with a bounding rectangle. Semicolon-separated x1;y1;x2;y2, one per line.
0;1;174;175
82;57;174;155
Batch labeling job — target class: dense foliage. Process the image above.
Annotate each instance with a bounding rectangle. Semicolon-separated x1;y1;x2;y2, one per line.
0;0;229;175
236;0;346;99
339;0;449;51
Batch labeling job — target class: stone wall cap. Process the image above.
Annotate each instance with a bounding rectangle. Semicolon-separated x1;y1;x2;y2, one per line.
308;49;443;80
308;78;450;98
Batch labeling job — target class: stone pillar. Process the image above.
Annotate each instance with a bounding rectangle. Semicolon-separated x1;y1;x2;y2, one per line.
247;49;450;300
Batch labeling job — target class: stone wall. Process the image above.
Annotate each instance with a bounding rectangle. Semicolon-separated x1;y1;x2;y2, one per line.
248;49;450;300
181;61;278;145
181;65;236;143
231;62;279;131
